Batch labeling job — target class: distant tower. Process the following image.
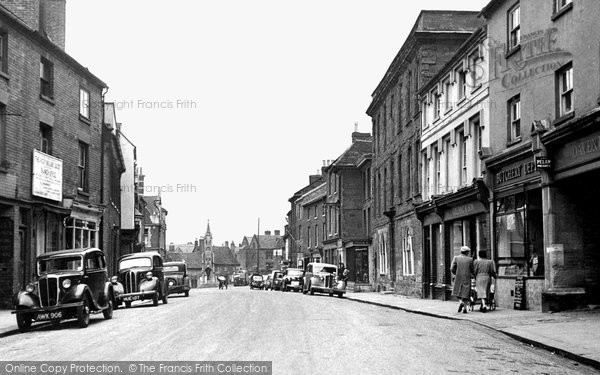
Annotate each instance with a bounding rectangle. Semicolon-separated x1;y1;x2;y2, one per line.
205;220;212;249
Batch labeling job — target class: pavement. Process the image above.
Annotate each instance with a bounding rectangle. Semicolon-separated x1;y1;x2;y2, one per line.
343;291;600;370
1;290;599;370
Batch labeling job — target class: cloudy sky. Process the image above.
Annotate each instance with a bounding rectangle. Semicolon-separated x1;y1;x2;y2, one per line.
66;0;489;246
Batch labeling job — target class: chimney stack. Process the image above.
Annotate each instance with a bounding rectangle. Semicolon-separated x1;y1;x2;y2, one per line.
309;174;321;185
264;230;271;235
274;230;281;236
3;0;66;50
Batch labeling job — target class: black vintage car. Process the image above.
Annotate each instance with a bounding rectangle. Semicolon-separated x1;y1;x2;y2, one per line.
249;274;264;290
115;252;168;308
164;261;191;297
12;248;114;332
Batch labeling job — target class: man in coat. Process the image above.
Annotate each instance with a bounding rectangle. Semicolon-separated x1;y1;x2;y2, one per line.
451;246;474;314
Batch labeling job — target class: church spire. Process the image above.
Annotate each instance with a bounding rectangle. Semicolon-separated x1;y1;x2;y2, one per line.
206;220;211;237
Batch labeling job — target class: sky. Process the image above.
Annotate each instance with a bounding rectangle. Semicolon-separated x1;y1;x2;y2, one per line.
66;0;489;246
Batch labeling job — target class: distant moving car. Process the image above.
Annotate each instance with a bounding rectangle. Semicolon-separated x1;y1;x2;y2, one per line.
115;252;169;308
233;270;248;286
163;261;191;297
12;248;114;332
302;262;346;297
249;275;264;290
281;268;304;292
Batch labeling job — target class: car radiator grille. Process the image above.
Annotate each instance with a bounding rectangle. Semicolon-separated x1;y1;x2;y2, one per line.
325;275;334;288
39;277;59;307
125;271;139;293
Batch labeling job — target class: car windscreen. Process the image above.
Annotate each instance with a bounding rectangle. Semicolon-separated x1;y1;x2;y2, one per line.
118;257;152;271
163;266;179;273
287;270;303;277
252;276;263;281
38;256;83;275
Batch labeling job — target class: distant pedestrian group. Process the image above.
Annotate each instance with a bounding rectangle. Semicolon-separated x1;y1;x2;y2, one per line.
451;246;496;314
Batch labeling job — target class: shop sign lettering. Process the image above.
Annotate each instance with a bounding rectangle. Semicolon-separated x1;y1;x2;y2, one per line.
496;160;537;185
572;136;600;158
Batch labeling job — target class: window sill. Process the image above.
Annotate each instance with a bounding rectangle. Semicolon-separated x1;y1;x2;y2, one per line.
79;115;91;125
551;3;573;21
444;107;453;115
456;96;467;106
470;84;482;94
553;111;575;127
40;94;55;105
506;138;522;148
77;188;90;197
505;45;521;60
0;70;9;82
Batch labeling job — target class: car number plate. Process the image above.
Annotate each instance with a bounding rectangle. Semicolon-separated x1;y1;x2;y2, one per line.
291;281;299;286
36;311;62;321
122;295;140;302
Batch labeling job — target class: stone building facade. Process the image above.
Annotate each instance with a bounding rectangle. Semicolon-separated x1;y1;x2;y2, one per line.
481;0;600;311
366;11;484;296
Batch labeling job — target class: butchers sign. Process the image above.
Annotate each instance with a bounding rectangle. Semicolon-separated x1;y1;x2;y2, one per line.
32;150;63;201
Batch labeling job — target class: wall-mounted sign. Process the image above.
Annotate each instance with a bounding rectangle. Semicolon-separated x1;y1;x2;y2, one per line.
535;156;552;169
493;156;539;188
554;131;600;174
32;150;63;202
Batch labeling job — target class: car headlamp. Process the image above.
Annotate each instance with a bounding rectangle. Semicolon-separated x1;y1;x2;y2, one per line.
25;283;35;293
168;280;175;287
145;271;153;280
62;279;71;289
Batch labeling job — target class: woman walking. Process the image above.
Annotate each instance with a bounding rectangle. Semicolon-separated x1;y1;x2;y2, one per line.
474;250;497;312
451;246;474;314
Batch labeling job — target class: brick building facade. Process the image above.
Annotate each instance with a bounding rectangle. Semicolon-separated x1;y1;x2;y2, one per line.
0;0;108;306
366;11;483;296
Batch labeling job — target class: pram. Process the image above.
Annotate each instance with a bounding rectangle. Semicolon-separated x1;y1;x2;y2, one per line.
468;278;496;311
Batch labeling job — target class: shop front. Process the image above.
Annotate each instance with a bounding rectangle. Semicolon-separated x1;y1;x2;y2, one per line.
342;240;370;292
417;179;490;301
541;111;600;310
487;146;544;310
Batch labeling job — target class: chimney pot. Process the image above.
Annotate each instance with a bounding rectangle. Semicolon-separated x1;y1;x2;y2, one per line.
265;230;271;235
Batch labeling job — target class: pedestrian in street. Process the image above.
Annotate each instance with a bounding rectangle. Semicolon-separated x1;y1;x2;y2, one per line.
474;250;496;312
451;246;474;314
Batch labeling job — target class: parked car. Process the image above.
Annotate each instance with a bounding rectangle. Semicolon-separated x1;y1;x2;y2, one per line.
163;261;191;297
281;268;305;292
264;275;273;290
271;271;284;291
115;252;168;308
12;248;114;332
249;274;264;290
302;262;346;297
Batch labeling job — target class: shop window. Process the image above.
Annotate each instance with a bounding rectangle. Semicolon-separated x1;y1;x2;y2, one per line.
355;248;369;283
495;192;544;277
65;219;98;249
402;228;414;276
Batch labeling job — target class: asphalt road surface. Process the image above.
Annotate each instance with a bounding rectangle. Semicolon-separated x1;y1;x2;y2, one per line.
1;287;597;375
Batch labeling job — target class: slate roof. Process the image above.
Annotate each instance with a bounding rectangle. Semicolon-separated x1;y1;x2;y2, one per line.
213;246;239;266
174;244;195;253
330;138;373;170
166;252;204;269
252;235;284;249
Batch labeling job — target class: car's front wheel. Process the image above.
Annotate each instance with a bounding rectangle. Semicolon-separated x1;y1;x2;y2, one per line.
77;299;90;328
103;296;113;320
16;313;32;333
